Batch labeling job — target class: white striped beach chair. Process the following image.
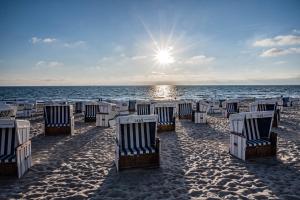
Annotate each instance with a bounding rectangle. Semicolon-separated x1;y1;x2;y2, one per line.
135;101;151;115
192;101;209;124
96;102;117;127
151;103;176;132
84;103;99;122
229;111;277;160
115;115;160;171
0;119;32;178
250;100;280;128
222;100;240;118
44;104;74;135
177;101;193;120
16;102;34;118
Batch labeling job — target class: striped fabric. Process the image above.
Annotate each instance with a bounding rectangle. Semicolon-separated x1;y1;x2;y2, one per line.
0;127;17;163
75;102;83;113
257;104;276;111
85;105;99;118
243;118;271;147
178;103;192;116
44;105;71;127
154;107;175;125
119;122;156;156
137;104;151;115
227;103;238;114
129;100;136;112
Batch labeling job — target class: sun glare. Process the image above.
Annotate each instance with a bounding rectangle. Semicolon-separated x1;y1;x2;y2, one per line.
154;47;175;65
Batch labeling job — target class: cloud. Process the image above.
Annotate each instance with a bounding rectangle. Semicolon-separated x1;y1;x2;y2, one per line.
114;45;124;52
35;61;64;69
184;55;215;65
30;37;57;44
274;61;287;65
293;29;300;34
131;55;147;60
63;41;86;48
260;47;300;57
253;35;300;47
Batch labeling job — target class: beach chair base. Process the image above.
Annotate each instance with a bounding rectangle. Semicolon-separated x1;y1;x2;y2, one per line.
45;126;73;136
157;124;175;132
0;141;32;178
117;139;160;171
178;115;192;120
84;117;96;123
230;132;277;160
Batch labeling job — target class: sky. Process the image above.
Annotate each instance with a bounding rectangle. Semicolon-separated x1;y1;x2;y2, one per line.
0;0;300;86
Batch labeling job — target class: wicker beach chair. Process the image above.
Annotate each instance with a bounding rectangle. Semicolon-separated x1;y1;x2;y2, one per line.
135;101;151;115
151;102;176;132
250;100;280;128
115;115;160;171
222;100;240;118
0;104;17;118
96;102;117;127
44;104;74;135
84;102;100;122
229;111;277;160
16;102;34;118
0;119;32;178
177;101;193;120
192;101;209;124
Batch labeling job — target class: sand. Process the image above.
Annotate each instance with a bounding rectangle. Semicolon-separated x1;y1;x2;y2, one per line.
0;107;300;199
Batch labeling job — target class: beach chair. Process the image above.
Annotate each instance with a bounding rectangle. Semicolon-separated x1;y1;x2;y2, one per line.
135;101;151;115
192;101;209;124
114;101;130;116
282;97;291;107
75;101;83;113
0;104;17;118
0;119;32;178
177;101;193;120
128;100;136;113
229;111;277;160
96;102;117;127
84;102;100;122
44;104;74;135
115;115;160;171
250;100;280;128
16;102;34;118
222;100;240;118
151;103;176;132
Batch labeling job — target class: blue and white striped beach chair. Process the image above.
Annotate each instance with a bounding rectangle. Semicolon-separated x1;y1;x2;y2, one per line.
151;103;176;132
135;101;151;115
84;103;99;122
96;102;117;127
229;111;277;160
222;100;240;118
128;100;136;113
250;100;280;128
0;119;32;178
177;101;193;120
115;115;160;171
192;101;209;124
44;104;74;135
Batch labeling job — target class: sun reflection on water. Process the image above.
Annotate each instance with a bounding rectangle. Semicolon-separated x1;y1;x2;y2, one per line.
150;85;177;100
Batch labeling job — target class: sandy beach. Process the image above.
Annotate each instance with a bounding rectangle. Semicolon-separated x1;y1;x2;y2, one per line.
0;106;299;199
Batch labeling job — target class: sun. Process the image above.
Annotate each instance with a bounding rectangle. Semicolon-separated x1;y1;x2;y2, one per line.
154;46;175;65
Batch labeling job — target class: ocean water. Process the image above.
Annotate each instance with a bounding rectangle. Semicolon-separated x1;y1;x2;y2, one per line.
0;85;299;101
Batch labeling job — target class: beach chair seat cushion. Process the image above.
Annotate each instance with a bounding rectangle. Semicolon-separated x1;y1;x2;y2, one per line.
155;107;175;124
44;105;71;126
246;139;271;147
178;103;192;116
137;104;151;115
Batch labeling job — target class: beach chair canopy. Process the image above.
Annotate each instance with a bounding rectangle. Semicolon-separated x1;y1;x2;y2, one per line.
230;111;273;147
116;115;157;156
0;119;30;163
44;104;73;127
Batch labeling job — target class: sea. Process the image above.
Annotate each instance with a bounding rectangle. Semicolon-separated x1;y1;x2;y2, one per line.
0;85;299;102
